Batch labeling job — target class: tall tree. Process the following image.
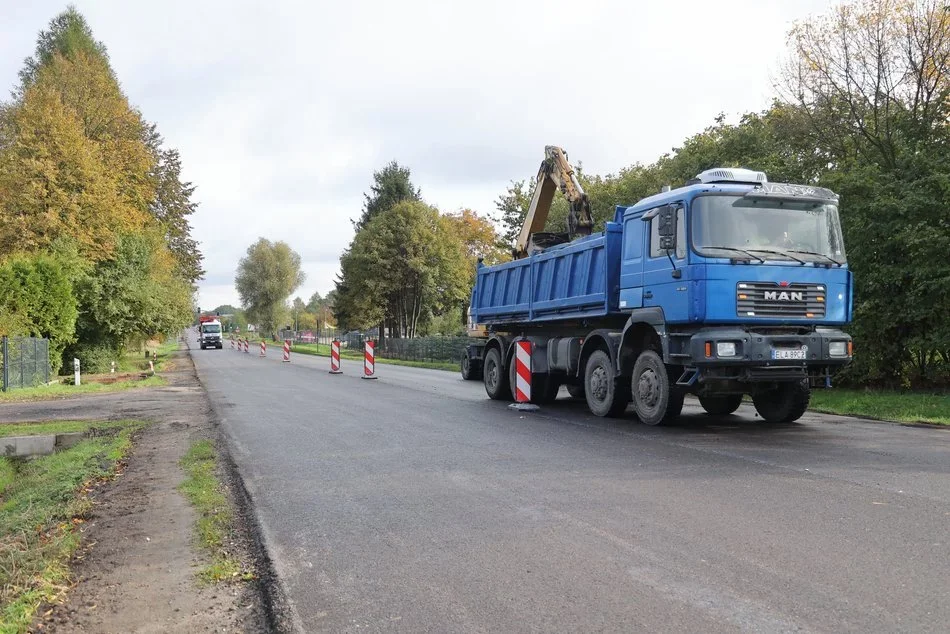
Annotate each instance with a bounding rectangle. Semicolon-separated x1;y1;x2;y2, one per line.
335;201;469;337
235;239;305;337
352;160;421;231
144;123;204;285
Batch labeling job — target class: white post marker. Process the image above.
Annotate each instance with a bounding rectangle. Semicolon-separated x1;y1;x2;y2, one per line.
110;361;116;374
509;340;539;411
362;340;378;380
73;358;81;387
329;339;342;374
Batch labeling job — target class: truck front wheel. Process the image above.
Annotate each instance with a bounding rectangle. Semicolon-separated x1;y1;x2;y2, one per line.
699;395;743;416
483;348;511;401
584;350;629;417
752;381;810;423
631;350;678;426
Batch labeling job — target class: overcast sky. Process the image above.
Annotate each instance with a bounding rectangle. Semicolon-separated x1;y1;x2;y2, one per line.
2;0;836;311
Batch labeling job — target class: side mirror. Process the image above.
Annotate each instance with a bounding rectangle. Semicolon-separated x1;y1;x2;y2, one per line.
657;205;677;251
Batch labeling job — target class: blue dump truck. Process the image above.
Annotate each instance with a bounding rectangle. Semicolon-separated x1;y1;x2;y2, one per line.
462;165;853;425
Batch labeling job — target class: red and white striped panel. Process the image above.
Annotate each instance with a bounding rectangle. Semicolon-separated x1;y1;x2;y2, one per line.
282;339;290;362
330;340;341;372
364;341;375;376
260;341;266;357
514;341;531;403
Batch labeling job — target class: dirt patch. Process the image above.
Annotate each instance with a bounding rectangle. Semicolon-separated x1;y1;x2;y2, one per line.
0;340;271;633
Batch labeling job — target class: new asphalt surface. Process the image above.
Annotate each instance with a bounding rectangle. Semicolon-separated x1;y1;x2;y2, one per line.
193;339;950;633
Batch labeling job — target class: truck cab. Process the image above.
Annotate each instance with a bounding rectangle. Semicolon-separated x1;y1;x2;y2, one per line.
198;318;224;350
613;168;852;422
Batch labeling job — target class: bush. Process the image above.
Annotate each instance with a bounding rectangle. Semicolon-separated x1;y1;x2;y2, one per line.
61;341;119;375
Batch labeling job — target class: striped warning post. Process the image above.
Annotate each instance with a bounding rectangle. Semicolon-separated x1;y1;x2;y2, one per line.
230;336;234;350
329;340;342;374
259;340;266;357
282;339;290;362
244;338;249;354
362;340;378;379
514;340;531;402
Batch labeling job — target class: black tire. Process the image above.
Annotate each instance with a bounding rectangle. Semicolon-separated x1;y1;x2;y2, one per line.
483;347;511;401
631;350;676;426
566;384;585;400
752;381;811;423
699;395;743;416
666;391;685;422
461;353;473;380
584;350;629;417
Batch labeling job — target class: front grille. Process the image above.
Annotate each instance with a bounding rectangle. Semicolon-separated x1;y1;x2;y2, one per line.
737;282;826;318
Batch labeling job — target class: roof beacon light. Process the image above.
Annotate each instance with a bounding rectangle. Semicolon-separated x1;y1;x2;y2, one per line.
695;168;767;185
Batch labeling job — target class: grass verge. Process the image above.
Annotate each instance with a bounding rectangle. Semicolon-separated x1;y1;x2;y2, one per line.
0;376;165;404
0;420;144;633
809;389;950;426
178;440;252;585
288;343;458;372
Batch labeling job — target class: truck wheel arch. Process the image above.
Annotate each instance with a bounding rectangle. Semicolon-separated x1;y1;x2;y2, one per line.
620;308;667;375
578;330;622;378
485;335;510;372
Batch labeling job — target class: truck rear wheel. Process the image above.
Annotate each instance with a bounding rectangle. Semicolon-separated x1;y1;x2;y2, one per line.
461;353;473;380
584;350;629;417
631;350;677;426
752;381;810;423
699;395;743;416
483;347;511;401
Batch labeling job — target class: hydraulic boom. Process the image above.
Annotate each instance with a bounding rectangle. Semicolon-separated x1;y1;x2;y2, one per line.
513;145;593;259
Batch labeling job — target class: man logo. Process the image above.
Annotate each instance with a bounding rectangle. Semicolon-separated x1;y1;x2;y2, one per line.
764;290;803;301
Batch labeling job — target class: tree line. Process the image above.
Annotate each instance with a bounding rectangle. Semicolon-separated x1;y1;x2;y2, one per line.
0;8;202;373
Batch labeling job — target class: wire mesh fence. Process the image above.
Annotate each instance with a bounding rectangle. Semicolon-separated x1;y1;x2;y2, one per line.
1;336;50;391
376;336;471;364
276;329;471;364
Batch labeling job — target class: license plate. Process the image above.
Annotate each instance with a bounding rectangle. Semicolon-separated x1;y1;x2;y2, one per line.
772;349;806;360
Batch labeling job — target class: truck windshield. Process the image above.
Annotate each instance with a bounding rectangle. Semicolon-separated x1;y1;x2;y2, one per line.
691;194;846;264
201;325;221;333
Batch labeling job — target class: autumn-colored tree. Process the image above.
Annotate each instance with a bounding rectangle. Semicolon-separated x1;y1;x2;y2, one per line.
0;84;145;259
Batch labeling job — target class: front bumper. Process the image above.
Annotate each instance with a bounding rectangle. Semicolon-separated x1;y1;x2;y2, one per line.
686;327;852;382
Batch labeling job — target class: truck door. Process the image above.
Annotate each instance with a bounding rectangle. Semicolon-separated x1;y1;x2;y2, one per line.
642;203;689;322
619;211;645;309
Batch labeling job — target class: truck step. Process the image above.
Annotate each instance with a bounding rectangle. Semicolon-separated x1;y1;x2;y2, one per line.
676;368;699;386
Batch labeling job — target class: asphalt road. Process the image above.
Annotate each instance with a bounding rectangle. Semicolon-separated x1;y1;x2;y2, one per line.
193;339;950;633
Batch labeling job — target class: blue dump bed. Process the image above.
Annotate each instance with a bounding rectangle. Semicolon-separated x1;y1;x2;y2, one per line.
472;223;622;325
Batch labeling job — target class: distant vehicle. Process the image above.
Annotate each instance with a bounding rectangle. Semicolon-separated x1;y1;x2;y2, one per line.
198;318;224;350
462;147;853;425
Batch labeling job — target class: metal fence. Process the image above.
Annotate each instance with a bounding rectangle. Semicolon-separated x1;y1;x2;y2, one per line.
376;336;471;364
276;329;472;364
1;336;50;391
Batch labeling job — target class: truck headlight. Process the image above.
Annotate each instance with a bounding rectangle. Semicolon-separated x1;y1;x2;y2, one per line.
829;341;849;357
716;342;737;357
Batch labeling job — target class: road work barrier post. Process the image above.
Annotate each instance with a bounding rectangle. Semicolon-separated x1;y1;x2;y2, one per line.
282;339;290;363
362;340;378;380
244;338;249;354
329;340;342;374
260;341;266;357
230;336;235;350
509;340;539;411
